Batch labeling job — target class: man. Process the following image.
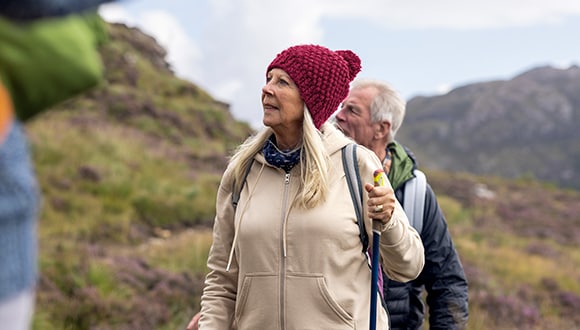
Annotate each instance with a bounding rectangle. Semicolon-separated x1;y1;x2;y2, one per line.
334;78;468;329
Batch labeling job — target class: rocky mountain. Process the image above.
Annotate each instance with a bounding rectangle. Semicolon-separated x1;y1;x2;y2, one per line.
399;65;580;190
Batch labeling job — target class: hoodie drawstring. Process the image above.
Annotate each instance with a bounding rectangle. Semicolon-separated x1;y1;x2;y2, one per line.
226;161;265;272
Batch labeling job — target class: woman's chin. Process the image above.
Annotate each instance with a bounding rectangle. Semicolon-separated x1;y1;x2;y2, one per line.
262;115;276;128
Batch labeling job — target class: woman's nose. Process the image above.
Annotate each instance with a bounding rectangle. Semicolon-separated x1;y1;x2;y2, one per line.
262;82;273;95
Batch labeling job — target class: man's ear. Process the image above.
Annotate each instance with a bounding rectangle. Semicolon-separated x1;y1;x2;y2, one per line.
374;120;391;139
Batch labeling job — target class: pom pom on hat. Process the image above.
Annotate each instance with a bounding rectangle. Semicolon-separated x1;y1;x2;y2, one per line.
267;44;362;129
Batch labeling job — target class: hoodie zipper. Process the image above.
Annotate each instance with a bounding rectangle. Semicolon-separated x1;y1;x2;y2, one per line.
279;172;291;329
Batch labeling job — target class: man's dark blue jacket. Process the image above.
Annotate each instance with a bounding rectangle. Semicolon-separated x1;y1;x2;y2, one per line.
383;142;468;330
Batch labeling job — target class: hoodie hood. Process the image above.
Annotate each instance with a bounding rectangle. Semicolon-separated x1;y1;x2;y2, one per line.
320;122;360;157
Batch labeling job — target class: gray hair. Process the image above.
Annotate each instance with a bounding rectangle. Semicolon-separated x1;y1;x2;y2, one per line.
351;78;406;142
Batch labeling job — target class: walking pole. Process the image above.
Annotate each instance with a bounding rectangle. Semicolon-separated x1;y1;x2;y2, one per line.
370;169;387;330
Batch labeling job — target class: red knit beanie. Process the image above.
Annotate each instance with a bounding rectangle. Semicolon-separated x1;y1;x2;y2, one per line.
267;44;362;129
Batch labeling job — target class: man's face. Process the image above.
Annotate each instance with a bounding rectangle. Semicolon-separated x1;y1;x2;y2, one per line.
335;86;378;148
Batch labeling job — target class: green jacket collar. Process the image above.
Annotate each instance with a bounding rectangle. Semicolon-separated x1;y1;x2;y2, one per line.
386;142;415;190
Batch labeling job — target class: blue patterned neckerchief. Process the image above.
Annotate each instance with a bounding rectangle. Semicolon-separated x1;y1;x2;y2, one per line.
262;135;302;173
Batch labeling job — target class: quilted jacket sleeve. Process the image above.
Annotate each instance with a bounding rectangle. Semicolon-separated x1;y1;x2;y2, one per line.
418;184;469;329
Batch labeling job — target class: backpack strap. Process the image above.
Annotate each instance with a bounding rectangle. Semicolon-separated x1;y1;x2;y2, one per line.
403;169;426;234
343;144;388;304
342;143;368;253
232;158;255;211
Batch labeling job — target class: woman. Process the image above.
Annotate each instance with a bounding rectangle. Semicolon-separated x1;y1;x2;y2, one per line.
195;44;424;329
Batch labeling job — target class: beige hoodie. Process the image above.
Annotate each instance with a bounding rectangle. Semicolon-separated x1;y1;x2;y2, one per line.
200;124;424;329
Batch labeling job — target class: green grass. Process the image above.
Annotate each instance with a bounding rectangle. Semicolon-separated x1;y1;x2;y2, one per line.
136;229;212;274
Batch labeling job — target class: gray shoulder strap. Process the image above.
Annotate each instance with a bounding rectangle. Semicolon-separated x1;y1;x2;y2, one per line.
342;143;368;252
403;169;426;234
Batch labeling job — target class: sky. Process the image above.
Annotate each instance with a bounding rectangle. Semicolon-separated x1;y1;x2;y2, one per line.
99;0;580;128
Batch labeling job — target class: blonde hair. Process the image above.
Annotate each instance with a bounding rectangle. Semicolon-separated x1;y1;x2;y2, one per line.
229;107;329;209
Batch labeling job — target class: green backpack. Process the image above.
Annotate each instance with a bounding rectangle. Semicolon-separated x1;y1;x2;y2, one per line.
0;13;106;121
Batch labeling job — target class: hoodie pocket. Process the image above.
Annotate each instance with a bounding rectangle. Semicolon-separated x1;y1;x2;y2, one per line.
286;273;354;329
235;273;355;329
235;273;278;328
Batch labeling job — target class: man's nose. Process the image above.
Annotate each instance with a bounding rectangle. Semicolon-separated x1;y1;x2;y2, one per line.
335;109;346;122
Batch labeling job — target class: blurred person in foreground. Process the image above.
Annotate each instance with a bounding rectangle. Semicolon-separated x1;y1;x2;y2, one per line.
188;44;424;329
0;2;114;328
334;78;469;329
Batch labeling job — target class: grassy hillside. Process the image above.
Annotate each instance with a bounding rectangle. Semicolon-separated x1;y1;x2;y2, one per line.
25;22;252;329
23;22;580;329
426;170;580;329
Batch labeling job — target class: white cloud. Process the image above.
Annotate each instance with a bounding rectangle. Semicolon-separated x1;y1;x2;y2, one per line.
199;0;363;126
100;4;203;86
138;11;203;84
98;3;135;25
101;0;580;128
553;60;575;70
436;83;453;95
200;0;580;126
309;0;580;29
